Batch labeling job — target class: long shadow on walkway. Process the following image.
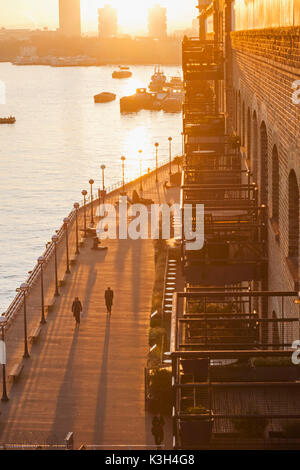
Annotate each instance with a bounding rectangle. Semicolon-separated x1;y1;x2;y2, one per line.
93;315;110;444
48;327;80;442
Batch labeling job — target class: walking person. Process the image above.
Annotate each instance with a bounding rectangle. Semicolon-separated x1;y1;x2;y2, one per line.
105;287;114;315
151;415;164;449
72;296;83;328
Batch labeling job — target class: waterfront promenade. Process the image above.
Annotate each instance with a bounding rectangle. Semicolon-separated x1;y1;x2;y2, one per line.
0;163;179;448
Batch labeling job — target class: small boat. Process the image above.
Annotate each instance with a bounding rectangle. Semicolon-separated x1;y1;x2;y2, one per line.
120;88;154;113
112;66;132;79
94;92;116;103
149;65;167;92
0;116;16;124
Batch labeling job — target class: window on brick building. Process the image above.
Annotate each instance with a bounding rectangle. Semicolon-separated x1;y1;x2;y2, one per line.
272;145;279;223
252;111;258;183
260;121;268;205
247;107;251;163
238;91;241;137
242;101;245;146
288;170;299;263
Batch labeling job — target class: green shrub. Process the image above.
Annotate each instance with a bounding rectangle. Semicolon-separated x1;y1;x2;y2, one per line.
283;420;300;438
232;412;268;438
149;368;172;414
185;405;210;415
149;327;166;347
251;356;295;367
148;348;162;368
150;313;162;328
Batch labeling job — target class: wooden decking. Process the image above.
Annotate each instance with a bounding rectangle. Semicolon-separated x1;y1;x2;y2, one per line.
0;165;179;448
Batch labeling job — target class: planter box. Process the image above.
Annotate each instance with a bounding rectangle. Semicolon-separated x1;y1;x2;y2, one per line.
254;366;300;382
211;366;255;382
180;419;214;446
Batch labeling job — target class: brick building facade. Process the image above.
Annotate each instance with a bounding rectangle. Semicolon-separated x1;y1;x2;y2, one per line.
198;0;300;335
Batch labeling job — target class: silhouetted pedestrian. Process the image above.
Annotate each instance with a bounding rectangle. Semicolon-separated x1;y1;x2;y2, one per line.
105;287;114;315
151;415;164;449
72;297;83;327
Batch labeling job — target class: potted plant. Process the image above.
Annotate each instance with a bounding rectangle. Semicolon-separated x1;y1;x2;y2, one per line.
180;405;214;446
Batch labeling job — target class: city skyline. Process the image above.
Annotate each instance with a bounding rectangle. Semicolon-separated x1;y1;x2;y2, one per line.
0;0;198;35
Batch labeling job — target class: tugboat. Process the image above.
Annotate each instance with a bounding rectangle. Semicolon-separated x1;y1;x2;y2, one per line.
0;116;16;124
112;66;132;79
149;65;167;92
94;92;116;103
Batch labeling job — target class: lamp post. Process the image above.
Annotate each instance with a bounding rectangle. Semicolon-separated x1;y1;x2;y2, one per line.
51;235;60;297
101;165;106;204
16;283;30;358
121;156;126;194
81;190;87;238
168;136;172;178
89;179;95;226
74;203;80;255
139;150;143;191
0;316;9;402
38;256;46;325
63;218;70;274
181;132;184;156
155;142;159;183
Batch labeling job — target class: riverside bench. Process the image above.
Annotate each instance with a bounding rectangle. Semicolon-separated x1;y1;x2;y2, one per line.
59;274;68;287
9;363;24;383
46;298;56;313
29;325;42;344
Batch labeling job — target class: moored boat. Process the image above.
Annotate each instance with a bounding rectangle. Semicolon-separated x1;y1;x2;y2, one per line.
94;92;116;103
0;116;16;124
120;88;154;113
149;65;167;92
112;66;132;79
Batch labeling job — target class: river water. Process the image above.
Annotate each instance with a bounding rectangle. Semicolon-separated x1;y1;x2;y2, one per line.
0;63;182;310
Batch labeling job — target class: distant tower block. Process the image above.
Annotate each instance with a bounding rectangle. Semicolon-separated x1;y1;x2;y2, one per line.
148;4;167;39
98;4;118;38
59;0;81;37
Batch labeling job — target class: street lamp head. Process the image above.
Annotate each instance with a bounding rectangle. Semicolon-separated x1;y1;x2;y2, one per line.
74;202;80;210
138;149;142;154
155;142;159;148
38;256;45;265
52;235;58;243
89;179;94;185
81;190;87;197
101;165;106;170
168;136;172;141
121;156;126;161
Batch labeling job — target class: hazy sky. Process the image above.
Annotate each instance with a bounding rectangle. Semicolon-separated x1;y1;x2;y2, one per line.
0;0;198;34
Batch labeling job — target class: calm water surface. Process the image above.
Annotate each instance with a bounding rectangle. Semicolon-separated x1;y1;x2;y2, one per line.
0;63;182;309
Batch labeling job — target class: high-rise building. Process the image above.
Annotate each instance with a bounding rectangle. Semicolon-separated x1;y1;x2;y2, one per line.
59;0;81;37
98;4;118;38
148;4;167;38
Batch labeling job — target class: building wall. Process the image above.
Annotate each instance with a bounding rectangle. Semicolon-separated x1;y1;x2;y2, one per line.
233;0;300;30
59;0;81;37
229;26;300;310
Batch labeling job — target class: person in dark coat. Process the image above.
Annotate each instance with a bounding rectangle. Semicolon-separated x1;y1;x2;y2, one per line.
105;287;114;315
151;415;164;448
72;297;83;327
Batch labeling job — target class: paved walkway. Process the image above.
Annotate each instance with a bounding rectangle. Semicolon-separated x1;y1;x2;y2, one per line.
0;164;179;448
